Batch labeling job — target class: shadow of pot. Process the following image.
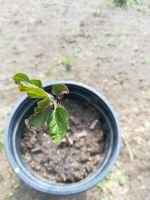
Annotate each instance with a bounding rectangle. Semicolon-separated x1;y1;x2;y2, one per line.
5;81;121;196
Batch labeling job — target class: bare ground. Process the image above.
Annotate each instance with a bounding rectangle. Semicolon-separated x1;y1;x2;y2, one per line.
0;0;150;200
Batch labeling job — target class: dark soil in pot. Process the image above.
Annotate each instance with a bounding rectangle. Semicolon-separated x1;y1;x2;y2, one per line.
20;98;106;183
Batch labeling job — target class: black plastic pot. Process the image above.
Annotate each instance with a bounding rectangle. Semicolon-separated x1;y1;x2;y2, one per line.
5;81;121;196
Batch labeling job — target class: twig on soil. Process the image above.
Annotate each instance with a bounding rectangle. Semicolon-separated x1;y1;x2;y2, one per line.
122;136;134;162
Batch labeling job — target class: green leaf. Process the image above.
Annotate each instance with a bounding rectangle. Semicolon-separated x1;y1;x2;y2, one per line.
27;108;48;129
0;142;4;151
118;175;127;186
47;105;68;144
37;99;51;108
30;80;43;88
13;73;30;84
100;195;109;200
19;81;47;99
52;84;69;98
13;73;43;88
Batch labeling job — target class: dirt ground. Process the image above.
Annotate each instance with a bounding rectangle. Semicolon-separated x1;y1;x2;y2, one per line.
0;0;150;200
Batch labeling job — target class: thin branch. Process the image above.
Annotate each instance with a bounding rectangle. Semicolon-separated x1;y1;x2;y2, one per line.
122;136;134;162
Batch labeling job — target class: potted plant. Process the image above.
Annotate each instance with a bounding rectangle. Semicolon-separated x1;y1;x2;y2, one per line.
5;73;121;195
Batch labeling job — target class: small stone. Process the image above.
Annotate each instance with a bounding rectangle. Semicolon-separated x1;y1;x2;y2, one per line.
90;146;100;155
30;161;41;171
58;173;67;182
75;143;82;149
78;130;87;138
44;163;48;167
85;138;92;147
97;131;104;142
70;116;79;125
73;170;81;181
90;120;98;130
85;163;94;173
34;165;41;171
20;142;26;152
47;166;55;173
31;146;41;153
93;155;100;165
80;153;89;163
66;136;74;146
55;175;62;182
24;153;32;162
42;156;50;163
33;153;47;163
85;165;91;173
66;175;74;183
25;141;32;149
43;172;49;179
30;134;37;145
72;161;80;170
76;125;82;131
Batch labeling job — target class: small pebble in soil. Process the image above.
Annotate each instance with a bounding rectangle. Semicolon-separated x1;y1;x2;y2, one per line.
89;119;99;130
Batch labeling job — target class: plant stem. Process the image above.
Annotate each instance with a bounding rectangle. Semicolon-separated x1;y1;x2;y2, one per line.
47;93;57;109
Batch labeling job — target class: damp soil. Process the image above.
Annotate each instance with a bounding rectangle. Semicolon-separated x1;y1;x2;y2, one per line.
20;98;106;183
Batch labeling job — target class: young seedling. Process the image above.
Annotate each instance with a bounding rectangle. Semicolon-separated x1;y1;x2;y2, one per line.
141;55;150;64
113;0;137;6
63;57;74;70
0;142;4;151
13;73;69;144
100;195;109;200
118;175;128;186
